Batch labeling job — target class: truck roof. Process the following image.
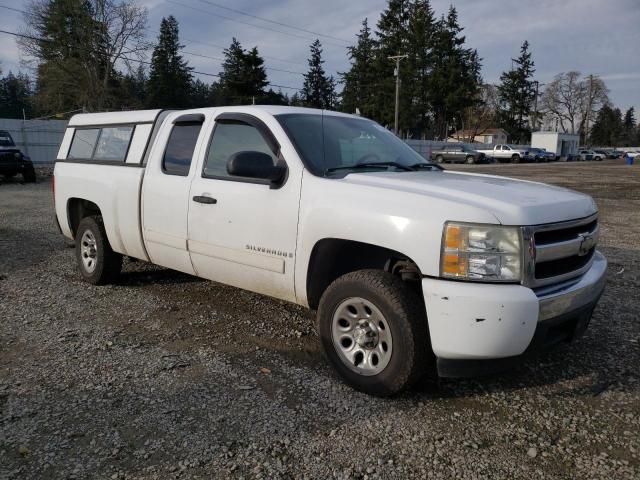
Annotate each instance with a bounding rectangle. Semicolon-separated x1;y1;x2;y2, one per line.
68;106;357;128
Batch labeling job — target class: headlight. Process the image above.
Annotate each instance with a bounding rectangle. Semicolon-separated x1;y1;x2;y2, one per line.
440;222;522;282
14;152;21;159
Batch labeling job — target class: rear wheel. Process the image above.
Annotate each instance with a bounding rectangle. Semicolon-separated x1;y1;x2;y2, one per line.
75;216;122;285
318;270;430;396
465;155;475;164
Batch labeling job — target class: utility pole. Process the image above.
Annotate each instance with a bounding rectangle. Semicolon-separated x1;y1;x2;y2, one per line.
533;80;539;131
388;54;408;136
584;74;594;145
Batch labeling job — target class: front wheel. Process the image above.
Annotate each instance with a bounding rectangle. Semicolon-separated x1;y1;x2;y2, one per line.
318;270;431;396
435;155;444;164
75;216;122;285
511;154;521;163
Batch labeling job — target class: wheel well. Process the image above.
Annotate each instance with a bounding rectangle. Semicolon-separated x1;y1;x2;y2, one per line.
67;198;102;238
306;238;422;310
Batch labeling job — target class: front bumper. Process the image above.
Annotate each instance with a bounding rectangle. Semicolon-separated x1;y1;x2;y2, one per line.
422;251;607;377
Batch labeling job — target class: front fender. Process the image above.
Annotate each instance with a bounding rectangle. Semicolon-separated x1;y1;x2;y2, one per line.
293;173;499;306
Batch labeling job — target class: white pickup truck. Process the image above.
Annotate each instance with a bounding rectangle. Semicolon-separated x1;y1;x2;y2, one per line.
53;106;607;396
477;144;534;163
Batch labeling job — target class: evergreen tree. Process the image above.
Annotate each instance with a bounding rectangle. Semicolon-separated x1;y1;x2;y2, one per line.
190;79;211;107
120;65;147;109
428;7;482;139
257;89;289;106
218;39;268;104
340;19;378;116
301;40;336;109
497;40;536;142
621;107;637;145
146;16;193;109
589;105;623;146
289;92;304;107
0;72;34;119
407;0;436;137
219;38;248;104
243;47;268;100
26;0;105;113
372;0;411;129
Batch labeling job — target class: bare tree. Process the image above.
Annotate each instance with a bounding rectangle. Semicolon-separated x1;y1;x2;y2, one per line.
461;83;499;142
19;0;148;112
93;0;149;94
541;72;609;139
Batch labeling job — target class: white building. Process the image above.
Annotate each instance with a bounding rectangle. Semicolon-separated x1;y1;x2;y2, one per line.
448;128;508;144
531;131;580;158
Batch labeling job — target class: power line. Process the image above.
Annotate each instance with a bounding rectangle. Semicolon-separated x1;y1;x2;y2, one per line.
195;0;350;44
183;50;304;76
180;36;305;67
1;1;316;79
166;0;347;48
0;4;21;14
0;2;307;68
0;28;302;91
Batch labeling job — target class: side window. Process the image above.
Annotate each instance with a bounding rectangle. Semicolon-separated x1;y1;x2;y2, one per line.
93;126;134;161
204;121;277;179
68;129;100;159
163;122;203;176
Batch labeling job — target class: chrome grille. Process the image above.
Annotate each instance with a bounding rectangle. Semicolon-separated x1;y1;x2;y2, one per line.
522;214;599;288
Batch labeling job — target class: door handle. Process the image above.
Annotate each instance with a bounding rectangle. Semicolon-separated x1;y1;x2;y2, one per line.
193;195;217;205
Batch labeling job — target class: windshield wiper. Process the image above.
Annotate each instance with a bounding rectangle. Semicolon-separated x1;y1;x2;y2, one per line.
409;162;443;171
326;162;415;174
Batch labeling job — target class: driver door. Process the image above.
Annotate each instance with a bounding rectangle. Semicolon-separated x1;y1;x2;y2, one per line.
187;113;302;302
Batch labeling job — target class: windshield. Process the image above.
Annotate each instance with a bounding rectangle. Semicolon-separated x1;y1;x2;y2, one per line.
276;113;433;176
0;131;15;147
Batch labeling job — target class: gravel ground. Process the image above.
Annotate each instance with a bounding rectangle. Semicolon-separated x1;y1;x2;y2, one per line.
1;162;639;479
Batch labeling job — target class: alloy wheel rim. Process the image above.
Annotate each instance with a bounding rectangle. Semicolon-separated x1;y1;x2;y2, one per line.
331;297;393;376
80;230;98;273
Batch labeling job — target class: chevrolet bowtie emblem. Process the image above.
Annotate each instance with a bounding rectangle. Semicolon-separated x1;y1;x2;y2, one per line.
578;232;596;256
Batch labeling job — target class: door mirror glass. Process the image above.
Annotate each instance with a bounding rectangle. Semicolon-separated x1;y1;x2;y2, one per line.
227;151;286;183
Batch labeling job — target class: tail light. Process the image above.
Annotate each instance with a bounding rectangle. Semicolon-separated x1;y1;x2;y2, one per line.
52;174;55;207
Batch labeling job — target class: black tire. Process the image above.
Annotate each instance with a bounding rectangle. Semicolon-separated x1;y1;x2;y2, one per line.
75;216;122;285
435;155;444;164
22;165;36;183
465;155;475;164
318;270;431;396
511;154;521;164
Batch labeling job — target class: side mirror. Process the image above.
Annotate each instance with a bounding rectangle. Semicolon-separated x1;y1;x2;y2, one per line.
227;151;286;184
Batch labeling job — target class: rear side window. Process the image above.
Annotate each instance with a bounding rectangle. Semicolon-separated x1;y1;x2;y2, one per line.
93;127;134;161
163;122;202;176
68;127;134;162
68;129;100;159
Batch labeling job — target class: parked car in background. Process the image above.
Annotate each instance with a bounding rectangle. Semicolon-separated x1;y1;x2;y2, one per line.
430;144;488;164
594;149;616;159
623;150;640;161
476;144;534;163
578;149;604;161
528;147;556;162
0;130;36;182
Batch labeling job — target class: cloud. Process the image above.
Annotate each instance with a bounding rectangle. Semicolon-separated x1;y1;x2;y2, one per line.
1;0;638;110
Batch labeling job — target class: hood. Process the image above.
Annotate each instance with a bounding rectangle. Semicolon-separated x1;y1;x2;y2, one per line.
341;170;597;225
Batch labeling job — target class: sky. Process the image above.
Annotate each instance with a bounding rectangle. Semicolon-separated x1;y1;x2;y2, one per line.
0;0;639;113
